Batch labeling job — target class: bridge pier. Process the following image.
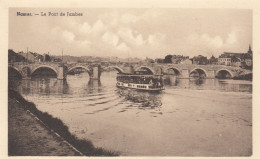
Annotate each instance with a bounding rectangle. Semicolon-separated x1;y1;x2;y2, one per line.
90;65;101;80
181;69;190;78
22;74;31;80
207;70;216;79
21;67;31;79
57;66;65;80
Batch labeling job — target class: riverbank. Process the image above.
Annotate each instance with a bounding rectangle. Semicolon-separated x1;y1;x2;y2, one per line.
8;89;118;156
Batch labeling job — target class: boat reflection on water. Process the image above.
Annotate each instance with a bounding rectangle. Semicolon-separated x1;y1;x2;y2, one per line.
116;88;162;110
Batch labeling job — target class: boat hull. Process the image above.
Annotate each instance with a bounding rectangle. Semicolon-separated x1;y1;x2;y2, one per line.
116;82;164;92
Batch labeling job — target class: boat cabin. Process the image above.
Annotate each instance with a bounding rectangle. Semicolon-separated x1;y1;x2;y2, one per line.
116;71;164;90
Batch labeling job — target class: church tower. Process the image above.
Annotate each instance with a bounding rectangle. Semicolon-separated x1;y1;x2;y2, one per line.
248;45;252;54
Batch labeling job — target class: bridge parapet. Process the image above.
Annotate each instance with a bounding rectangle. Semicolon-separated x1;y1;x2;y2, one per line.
101;65;133;74
156;63;249;78
9;62;251;80
9;62;64;79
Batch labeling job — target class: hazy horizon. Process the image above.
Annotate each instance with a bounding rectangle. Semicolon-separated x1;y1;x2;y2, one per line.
9;8;252;59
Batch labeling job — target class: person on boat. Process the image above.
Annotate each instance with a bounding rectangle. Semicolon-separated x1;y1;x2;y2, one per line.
149;79;153;85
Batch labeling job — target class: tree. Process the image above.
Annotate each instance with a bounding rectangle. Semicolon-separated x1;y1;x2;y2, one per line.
155;58;164;63
209;55;217;64
8;49;26;62
192;55;208;65
164;55;173;63
44;54;51;62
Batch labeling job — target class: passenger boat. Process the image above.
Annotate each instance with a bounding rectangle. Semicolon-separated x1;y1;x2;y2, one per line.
116;71;165;92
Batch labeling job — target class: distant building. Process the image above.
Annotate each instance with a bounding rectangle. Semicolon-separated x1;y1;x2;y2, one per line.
245;58;252;67
171;55;189;64
180;59;192;65
35;54;44;62
218;54;231;66
248;45;253;54
218;45;252;67
43;53;51;62
144;57;154;63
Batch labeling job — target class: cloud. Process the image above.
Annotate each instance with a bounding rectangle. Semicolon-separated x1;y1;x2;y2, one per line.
201;34;223;48
135;34;144;46
79;22;92;34
120;13;138;24
117;28;135;44
117;28;150;47
226;30;237;44
139;9;163;21
51;27;75;43
76;40;92;47
50;26;92;50
186;30;243;57
188;30;238;52
147;33;166;46
62;30;75;43
9;8;252;59
76;19;106;37
50;10;167;57
92;20;106;34
188;33;223;48
45;10;246;58
102;31;119;46
117;42;129;52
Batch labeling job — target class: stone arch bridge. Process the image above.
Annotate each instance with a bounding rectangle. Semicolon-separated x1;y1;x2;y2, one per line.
8;62;250;80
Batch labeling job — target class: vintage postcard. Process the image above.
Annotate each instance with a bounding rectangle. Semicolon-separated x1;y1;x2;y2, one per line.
1;0;259;158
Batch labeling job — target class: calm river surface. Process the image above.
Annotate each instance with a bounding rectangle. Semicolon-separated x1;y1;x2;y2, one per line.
15;71;252;156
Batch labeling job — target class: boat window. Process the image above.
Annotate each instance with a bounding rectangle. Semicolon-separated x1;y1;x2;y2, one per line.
117;74;163;88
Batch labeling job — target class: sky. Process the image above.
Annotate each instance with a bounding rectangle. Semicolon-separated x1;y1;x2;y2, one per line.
9;8;252;59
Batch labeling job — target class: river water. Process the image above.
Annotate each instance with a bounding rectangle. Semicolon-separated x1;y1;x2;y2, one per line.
14;71;252;156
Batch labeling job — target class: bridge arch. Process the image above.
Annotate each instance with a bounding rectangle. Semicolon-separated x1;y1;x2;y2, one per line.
105;66;125;74
8;66;23;78
216;69;234;79
67;66;91;76
190;68;208;78
166;67;181;76
135;66;155;74
31;65;58;77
